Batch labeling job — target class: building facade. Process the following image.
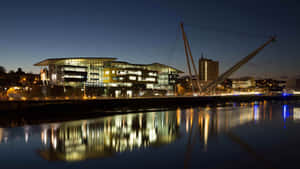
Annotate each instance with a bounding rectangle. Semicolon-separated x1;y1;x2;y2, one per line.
34;57;183;97
199;58;219;82
255;79;286;91
231;77;256;89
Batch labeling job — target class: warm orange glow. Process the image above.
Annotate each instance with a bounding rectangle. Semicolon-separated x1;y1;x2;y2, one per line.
204;113;210;148
190;109;193;127
176;108;181;126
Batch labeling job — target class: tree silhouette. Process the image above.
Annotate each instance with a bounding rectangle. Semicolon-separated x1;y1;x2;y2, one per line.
0;66;6;75
16;68;25;75
8;70;15;74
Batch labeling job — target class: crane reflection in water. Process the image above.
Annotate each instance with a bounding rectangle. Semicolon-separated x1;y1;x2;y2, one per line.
0;101;299;163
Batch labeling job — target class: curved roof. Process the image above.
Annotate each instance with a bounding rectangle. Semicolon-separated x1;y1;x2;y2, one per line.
34;57;183;73
34;57;117;66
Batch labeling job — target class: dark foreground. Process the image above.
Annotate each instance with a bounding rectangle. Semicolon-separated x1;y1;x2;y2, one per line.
1;101;300;169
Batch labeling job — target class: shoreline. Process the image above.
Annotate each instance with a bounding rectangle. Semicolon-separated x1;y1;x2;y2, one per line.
0;95;299;127
1;95;299;113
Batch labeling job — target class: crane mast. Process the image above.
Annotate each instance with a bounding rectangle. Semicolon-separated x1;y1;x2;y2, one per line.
180;22;202;95
202;36;276;93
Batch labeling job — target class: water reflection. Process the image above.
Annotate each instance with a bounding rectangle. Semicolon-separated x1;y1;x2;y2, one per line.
1;101;300;165
38;112;180;161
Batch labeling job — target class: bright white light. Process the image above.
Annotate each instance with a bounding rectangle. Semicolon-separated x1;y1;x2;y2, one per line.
146;84;154;89
64;67;86;72
51;74;57;81
148;72;157;76
63;75;84;78
149;129;157;142
145;77;155;82
219;91;261;96
25;132;29;143
129;76;136;80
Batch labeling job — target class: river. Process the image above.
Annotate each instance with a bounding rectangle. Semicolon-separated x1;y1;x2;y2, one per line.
0;101;300;169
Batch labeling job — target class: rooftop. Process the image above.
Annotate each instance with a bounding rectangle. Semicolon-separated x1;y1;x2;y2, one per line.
34;57;183;73
34;57;117;66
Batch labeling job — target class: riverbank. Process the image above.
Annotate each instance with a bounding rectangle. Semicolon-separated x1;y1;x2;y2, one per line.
0;95;299;127
1;95;300;113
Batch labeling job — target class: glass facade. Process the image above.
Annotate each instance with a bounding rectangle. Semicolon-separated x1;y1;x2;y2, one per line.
34;57;183;96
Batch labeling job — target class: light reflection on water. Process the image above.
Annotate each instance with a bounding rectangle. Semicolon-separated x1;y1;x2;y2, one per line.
38;112;180;161
1;101;300;168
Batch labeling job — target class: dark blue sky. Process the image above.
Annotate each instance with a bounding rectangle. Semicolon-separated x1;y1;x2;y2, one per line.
0;0;299;78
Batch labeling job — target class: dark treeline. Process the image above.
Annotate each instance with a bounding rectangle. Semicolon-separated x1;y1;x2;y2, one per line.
0;66;40;87
0;66;26;87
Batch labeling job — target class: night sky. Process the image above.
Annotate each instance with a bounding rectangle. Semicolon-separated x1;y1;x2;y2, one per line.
0;0;299;79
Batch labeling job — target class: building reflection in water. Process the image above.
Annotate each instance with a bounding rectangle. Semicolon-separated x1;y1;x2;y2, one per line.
184;102;284;151
38;111;180;161
293;107;300;120
1;102;300;162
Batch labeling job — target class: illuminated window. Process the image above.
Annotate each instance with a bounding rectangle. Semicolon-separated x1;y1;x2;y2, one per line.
64;67;86;72
148;72;157;76
112;70;115;74
129;76;136;80
118;71;126;75
145;77;155;82
51;74;57;80
105;71;110;75
146;84;154;89
109;83;118;87
41;72;47;81
63;75;84;78
128;70;142;75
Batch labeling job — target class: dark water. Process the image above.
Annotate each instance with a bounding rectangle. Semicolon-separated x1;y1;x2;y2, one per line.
1;101;300;169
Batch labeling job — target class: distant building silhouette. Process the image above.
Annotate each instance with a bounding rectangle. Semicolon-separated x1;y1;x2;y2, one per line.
296;79;300;90
199;56;219;82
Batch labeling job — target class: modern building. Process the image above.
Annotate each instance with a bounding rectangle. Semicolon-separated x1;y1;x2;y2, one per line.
231;77;256;90
199;57;219;82
34;57;183;97
255;79;286;91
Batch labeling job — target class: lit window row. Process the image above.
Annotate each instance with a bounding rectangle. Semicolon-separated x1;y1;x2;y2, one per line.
63;67;87;72
146;83;154;89
89;75;99;79
129;76;136;80
128;70;142;75
145;77;156;82
148;72;157;76
116;70;142;75
63;75;85;79
103;83;132;87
